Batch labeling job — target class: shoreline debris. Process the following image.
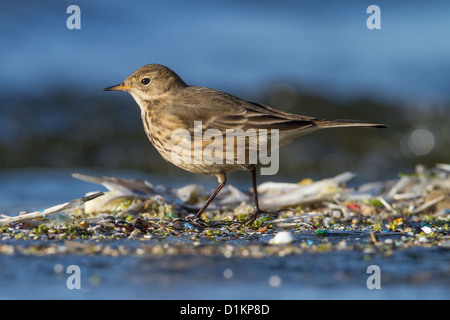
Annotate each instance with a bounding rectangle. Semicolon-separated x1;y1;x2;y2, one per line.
0;164;447;257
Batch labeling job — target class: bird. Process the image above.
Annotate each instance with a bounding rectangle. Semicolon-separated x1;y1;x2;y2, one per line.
104;64;387;224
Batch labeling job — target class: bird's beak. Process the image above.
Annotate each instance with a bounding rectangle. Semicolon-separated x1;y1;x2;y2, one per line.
103;82;132;91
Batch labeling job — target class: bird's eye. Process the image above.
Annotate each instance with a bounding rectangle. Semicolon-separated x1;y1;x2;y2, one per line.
141;78;151;85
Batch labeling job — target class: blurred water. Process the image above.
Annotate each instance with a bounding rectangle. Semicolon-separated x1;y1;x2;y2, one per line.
0;243;448;300
1;0;449;102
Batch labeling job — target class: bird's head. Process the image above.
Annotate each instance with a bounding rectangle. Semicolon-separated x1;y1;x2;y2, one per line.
104;64;187;106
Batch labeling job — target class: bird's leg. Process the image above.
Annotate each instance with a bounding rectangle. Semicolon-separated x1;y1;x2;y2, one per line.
244;165;266;225
193;172;227;220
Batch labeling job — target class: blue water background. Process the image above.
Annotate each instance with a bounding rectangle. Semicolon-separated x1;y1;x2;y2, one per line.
1;0;449;102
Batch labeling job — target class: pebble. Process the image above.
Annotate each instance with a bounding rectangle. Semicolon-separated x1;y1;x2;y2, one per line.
421;226;432;234
438;240;450;249
418;236;428;243
269;231;294;245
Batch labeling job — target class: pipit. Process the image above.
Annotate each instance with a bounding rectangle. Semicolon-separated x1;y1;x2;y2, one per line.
105;64;386;223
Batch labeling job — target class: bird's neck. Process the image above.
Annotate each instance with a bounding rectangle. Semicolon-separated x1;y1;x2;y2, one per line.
131;92;169;113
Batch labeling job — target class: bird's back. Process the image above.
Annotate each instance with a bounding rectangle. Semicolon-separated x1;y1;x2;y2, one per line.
143;84;386;174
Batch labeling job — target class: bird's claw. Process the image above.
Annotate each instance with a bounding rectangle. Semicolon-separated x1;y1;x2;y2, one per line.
241;208;271;226
241;208;293;226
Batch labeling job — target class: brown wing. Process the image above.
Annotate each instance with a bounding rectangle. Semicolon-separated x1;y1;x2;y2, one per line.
165;86;317;134
163;87;319;166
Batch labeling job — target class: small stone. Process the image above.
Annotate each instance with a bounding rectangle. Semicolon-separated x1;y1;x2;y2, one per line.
269;231;294;245
421;226;432;234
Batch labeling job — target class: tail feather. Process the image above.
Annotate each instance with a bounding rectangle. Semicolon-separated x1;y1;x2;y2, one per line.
316;119;387;129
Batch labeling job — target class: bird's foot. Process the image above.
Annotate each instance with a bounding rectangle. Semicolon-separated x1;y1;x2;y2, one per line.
185;215;234;229
185;214;209;227
242;208;271;226
242;208;293;226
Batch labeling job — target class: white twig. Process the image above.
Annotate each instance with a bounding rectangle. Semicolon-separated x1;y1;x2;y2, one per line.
0;192;104;226
377;196;397;214
411;195;445;215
